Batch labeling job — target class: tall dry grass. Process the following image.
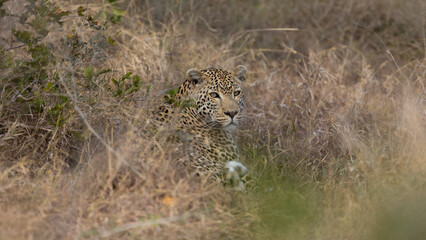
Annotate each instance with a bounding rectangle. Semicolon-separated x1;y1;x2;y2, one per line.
0;0;425;239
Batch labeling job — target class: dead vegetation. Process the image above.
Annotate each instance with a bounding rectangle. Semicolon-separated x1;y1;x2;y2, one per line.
0;0;425;239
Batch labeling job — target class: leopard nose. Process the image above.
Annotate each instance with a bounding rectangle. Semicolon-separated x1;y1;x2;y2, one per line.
224;110;238;119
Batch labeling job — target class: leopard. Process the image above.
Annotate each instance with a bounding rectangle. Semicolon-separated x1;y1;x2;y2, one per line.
154;65;249;190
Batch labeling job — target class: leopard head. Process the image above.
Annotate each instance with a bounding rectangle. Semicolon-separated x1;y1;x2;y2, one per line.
185;65;247;130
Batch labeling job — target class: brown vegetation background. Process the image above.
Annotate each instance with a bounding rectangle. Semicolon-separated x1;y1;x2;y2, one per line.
0;0;425;239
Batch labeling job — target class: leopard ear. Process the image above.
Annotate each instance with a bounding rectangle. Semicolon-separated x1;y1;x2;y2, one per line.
186;68;203;84
233;65;247;82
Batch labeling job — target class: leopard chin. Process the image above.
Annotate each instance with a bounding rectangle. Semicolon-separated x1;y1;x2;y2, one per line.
224;122;238;131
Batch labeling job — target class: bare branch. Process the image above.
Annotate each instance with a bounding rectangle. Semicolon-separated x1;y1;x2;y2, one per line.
99;214;191;238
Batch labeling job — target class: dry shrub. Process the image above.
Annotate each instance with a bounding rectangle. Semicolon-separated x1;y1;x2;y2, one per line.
0;0;425;239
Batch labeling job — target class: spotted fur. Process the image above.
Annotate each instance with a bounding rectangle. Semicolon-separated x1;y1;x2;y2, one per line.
154;66;248;186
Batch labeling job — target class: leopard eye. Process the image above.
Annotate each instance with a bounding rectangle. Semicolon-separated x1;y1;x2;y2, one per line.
233;90;241;97
209;92;220;98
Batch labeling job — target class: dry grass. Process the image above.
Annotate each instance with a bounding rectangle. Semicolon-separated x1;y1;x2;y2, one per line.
0;0;425;239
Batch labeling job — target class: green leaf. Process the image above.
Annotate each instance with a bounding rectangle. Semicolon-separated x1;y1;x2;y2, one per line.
111;78;118;87
31;15;49;36
116;88;122;96
145;65;150;76
107;36;116;46
34;4;49;17
34;98;44;112
83;65;94;81
42;82;55;92
132;75;141;86
109;8;125;24
112;8;125;17
166;88;179;97
124;86;137;95
19;12;30;24
121;72;132;81
77;6;86;16
0;47;14;69
59;95;69;102
96;68;112;76
48;7;70;24
13;30;34;45
39;70;48;81
292;117;297;138
29;44;52;66
146;84;151;94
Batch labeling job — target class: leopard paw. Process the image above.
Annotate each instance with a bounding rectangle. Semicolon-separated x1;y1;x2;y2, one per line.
224;161;248;191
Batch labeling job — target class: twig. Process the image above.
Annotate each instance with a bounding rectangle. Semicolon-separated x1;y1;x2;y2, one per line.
4;44;26;51
3;121;53;132
244;27;299;33
99;213;191;238
387;49;410;84
267;71;277;90
11;81;37;102
199;16;218;32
